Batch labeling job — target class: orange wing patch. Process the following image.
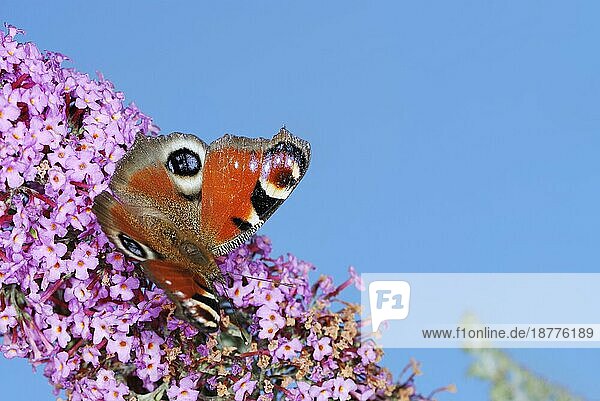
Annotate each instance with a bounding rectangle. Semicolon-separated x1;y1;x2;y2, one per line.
128;166;178;200
200;147;263;246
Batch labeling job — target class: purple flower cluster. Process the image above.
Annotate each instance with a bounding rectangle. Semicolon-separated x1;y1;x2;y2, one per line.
0;25;454;400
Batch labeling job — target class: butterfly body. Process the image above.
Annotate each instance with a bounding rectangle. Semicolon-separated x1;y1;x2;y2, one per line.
93;128;310;331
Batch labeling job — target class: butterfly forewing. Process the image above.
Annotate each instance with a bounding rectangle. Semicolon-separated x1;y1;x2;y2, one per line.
200;128;311;255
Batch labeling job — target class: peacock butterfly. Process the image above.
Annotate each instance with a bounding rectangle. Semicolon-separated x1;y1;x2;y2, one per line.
92;127;310;331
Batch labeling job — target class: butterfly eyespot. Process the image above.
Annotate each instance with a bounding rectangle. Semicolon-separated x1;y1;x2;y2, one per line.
258;141;307;200
117;233;146;258
116;233;158;261
270;166;297;189
265;142;308;174
166;148;201;177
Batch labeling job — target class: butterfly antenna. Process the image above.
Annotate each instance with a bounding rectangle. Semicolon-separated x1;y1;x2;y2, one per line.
228;272;293;288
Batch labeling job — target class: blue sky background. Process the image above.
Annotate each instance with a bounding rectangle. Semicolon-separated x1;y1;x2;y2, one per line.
4;1;600;400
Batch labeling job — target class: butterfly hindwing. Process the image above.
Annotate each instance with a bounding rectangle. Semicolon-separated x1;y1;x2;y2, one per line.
200;127;311;255
93;192;221;331
141;259;220;331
